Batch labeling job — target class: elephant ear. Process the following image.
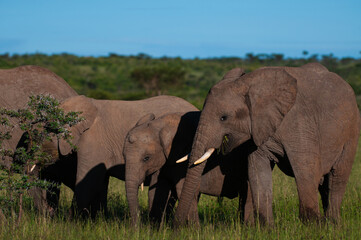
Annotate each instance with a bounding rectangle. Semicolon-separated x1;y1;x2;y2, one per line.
136;113;156;126
301;62;328;74
59;95;98;155
246;68;297;146
222;68;245;81
159;127;175;158
159;112;198;161
158;114;183;158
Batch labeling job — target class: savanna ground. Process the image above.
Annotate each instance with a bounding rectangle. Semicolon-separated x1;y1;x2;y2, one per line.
0;54;361;239
0;137;360;239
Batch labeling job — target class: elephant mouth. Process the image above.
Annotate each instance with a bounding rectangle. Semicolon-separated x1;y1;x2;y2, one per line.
217;134;231;155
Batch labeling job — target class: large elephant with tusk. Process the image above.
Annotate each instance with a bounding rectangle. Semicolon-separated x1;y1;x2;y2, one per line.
174;63;360;226
123;111;255;226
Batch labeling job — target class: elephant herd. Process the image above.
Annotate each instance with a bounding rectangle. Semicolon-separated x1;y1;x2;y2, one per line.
0;63;359;227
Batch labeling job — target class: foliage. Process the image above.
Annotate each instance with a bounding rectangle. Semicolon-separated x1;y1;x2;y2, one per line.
0;95;84;222
1;52;360;109
130;64;185;96
0;147;360;239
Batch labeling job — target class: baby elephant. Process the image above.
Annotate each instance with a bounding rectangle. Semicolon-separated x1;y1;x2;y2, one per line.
123;111;256;225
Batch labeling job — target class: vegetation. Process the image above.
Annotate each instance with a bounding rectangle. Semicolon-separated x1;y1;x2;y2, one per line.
130;64;186;96
0;141;360;239
0;95;83;224
0;52;360;109
0;53;360;238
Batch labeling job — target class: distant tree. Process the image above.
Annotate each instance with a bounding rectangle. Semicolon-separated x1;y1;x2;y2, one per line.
270;53;284;62
255;53;271;63
321;53;338;71
130;64;185;96
308;54;319;61
302;50;309;57
87;89;114;100
135;53;152;60
245;53;257;62
340;57;354;65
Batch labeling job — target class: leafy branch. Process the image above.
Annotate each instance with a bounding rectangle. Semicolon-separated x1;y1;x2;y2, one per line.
0;95;84;223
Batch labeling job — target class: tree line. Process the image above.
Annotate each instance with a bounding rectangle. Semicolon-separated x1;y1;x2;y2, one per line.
0;52;360;109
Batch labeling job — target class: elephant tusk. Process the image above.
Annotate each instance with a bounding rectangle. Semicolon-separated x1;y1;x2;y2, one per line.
194;148;215;165
141;183;144;191
176;154;189;163
30;164;36;172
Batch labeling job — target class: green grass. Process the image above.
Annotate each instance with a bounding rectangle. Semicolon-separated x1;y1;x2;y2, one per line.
1;139;361;239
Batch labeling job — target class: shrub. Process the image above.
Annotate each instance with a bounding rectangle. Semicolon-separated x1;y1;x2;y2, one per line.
0;95;83;223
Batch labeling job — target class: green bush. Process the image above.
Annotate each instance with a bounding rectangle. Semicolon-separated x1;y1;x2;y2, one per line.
0;95;83;223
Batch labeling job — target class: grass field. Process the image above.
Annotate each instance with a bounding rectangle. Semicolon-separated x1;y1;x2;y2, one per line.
1;138;360;239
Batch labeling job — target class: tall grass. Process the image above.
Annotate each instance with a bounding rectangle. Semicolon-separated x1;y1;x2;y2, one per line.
1;139;361;239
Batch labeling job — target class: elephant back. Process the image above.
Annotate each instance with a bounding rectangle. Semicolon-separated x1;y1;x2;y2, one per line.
0;65;78;151
0;65;77;109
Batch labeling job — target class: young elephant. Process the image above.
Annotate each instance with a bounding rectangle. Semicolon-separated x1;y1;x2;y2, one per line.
123;111;255;225
56;95;196;218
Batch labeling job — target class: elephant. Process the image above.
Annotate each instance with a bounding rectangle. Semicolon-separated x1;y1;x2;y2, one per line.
123;111;255;226
174;63;360;226
0;65;78;214
56;94;196;217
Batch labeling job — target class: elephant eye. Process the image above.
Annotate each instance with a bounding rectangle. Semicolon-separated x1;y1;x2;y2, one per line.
143;156;150;162
220;115;228;121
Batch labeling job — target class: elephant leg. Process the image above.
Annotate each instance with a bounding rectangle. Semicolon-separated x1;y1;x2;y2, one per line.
89;174;109;218
74;160;107;218
46;183;61;214
325;140;357;222
148;170;160;217
248;149;273;225
318;174;330;215
295;172;321;221
70;195;76;218
165;189;177;222
238;181;254;225
285;149;322;222
100;175;109;216
148;173;173;224
29;184;60;217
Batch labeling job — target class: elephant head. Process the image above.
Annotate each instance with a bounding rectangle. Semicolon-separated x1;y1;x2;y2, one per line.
123;112;198;225
174;67;298;225
58;95;98;155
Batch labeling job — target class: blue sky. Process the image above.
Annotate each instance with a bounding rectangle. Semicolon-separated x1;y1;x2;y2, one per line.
1;0;360;58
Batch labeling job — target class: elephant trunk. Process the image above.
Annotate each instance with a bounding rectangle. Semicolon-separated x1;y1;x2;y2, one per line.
125;168;142;226
174;131;209;226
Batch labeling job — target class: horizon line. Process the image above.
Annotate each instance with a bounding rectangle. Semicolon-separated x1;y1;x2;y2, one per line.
1;51;361;60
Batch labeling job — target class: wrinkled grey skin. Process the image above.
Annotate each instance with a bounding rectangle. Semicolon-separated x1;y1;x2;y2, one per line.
175;63;360;226
0;65;78;214
57;95;196;217
123;111;255;226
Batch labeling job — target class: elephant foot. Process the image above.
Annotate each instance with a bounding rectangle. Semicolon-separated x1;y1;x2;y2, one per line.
44;206;56;218
255;214;274;228
299;206;321;223
81;208;91;219
242;213;255;226
173;217;199;229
